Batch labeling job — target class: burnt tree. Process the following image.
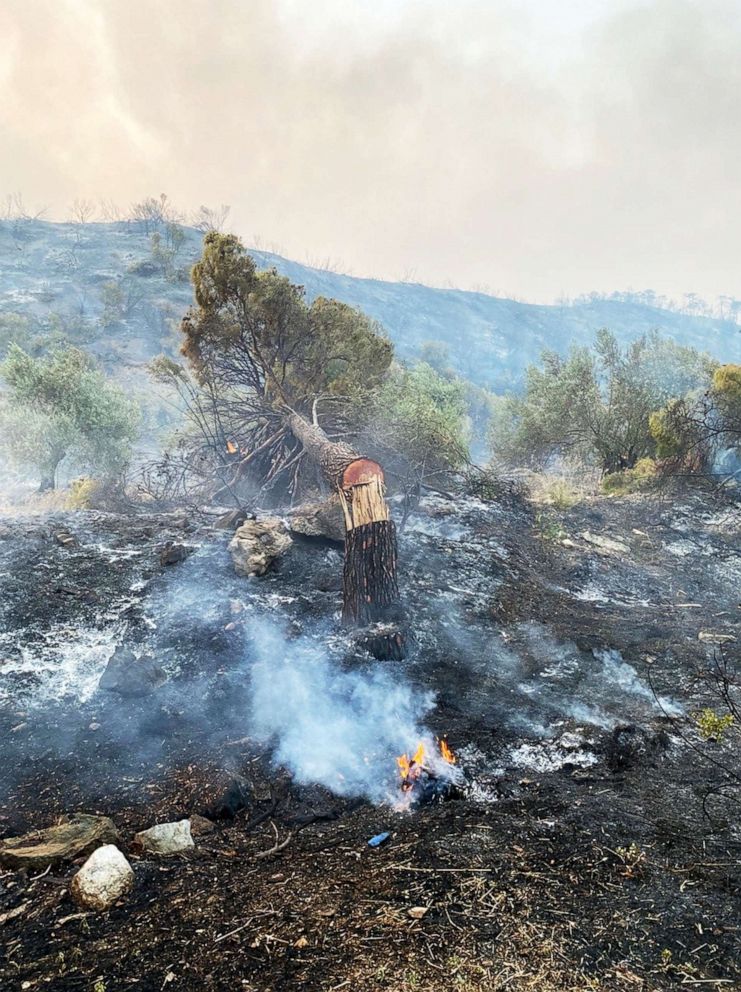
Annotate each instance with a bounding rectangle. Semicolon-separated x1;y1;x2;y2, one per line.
286;411;400;626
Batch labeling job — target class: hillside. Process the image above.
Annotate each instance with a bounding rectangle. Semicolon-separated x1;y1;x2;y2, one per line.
1;220;740;395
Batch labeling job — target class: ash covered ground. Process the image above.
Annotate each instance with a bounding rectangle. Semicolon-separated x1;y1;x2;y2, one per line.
0;485;740;990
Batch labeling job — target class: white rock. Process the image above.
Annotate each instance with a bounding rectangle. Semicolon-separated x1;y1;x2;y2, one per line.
581;531;630;555
229;517;292;576
133;819;194;855
70;845;134;911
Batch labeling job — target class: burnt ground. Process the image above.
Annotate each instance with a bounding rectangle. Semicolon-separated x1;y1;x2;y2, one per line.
0;484;740;991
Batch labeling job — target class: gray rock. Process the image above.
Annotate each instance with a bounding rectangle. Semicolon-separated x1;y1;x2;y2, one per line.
287;499;346;543
0;814;119;870
159;542;190;566
229;517;292;576
98;647;166;697
70;845;134;911
581;531;630;555
133;819;194;855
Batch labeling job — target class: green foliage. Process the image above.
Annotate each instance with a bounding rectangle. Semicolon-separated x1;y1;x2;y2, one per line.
535;511;566;543
694;708;734;741
100;281;125;327
419;340;456;379
648;396;712;472
0;312;35;358
490;330;714;475
542;478;580;508
0;310;96;359
0;345;139;489
182;232;393;415
368;362;469;485
601;457;657;494
420;340;496;444
649;402;684;459
712;364;741;420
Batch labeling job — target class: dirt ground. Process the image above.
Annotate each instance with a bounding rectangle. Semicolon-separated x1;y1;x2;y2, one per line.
1;484;740;991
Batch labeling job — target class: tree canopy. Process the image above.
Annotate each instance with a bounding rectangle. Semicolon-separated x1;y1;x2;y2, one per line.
490;330;715;475
181;232;392;416
0;345;139;490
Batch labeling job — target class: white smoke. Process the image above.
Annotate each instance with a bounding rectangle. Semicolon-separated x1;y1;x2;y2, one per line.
247;620;445;804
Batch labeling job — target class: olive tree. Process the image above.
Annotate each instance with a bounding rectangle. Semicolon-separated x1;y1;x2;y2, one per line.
490;330;715;475
0;345;139;490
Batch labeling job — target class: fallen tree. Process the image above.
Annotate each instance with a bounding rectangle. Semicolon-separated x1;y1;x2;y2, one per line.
147;232;402;639
285;410;399;624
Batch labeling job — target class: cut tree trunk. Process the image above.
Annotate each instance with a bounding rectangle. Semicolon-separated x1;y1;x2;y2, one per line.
286;411;401;629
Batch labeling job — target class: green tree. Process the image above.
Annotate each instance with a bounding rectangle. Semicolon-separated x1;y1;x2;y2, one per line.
158;232;394;502
0;345;139;490
367;361;469;490
181;232;393;414
490;330;714;474
712;364;741;430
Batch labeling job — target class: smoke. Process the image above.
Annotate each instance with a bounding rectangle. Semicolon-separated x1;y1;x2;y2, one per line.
0;533;454;807
1;514;682;808
248;621;440;803
2;1;741;301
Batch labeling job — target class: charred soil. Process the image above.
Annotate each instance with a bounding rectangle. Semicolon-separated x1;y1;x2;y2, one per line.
1;485;740;990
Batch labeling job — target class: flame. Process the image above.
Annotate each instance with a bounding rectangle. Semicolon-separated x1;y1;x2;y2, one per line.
439;738;456;764
396;753;411;779
396;742;426;785
226;440;238;454
397;739;455;785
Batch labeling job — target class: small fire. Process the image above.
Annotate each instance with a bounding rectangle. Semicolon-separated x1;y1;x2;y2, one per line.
396;739;456;793
226;440;238;455
396;742;424;788
439;738;456;765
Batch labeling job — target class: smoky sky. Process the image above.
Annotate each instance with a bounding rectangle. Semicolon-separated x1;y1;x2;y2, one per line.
1;0;740;302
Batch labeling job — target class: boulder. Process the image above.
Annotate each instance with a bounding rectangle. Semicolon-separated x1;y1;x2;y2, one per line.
287;499;346;543
0;814;119;870
133;819;194;855
70;845;134;911
98;647;166;697
159;542;191;566
229;517;292;576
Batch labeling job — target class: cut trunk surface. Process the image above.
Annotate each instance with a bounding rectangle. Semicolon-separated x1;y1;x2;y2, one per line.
286;411;401;629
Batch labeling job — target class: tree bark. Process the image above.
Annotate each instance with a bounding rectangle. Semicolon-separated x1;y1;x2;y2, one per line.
286;411;401;628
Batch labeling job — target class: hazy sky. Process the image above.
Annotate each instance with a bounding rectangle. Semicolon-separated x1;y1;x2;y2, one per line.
1;0;739;302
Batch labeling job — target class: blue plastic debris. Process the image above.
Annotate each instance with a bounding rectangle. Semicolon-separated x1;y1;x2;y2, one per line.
368;831;391;848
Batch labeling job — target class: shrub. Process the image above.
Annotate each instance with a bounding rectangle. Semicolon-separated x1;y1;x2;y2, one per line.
66;476;101;509
694;708;734;742
602;457;657;495
542;478;579;509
